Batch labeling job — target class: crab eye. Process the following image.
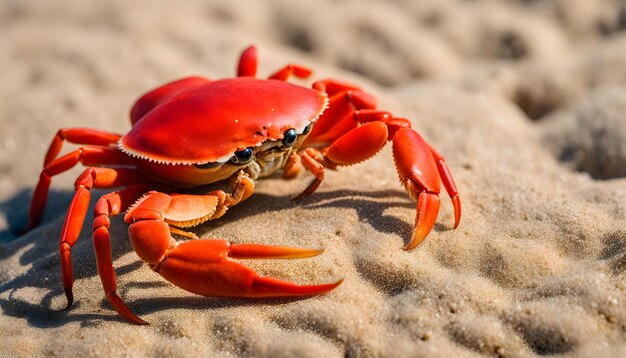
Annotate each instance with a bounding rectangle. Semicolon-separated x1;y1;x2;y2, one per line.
282;128;298;147
231;148;253;164
301;123;312;135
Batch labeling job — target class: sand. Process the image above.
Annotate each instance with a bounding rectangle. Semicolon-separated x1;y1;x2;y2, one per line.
1;0;625;357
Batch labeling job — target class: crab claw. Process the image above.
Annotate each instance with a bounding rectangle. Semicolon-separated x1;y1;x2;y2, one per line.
392;128;448;250
155;239;341;298
404;188;440;250
128;219;341;300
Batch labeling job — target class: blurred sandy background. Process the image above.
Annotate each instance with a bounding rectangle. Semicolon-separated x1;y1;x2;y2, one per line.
1;0;625;356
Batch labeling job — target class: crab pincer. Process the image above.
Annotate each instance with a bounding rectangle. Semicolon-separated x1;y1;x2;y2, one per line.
99;191;340;324
150;239;341;298
392;128;461;250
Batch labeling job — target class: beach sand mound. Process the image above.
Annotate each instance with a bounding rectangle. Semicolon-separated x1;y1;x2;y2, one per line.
1;0;625;356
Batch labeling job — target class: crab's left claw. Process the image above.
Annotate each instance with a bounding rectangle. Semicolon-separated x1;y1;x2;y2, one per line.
392;128;461;250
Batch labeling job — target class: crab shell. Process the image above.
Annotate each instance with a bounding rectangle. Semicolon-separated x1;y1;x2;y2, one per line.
119;77;328;165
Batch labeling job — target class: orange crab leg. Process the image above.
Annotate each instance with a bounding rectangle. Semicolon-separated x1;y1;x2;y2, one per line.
313;79;377;108
292;149;325;201
312;79;361;96
58;168;151;307
26;146;136;231
59;186;89;306
43;128;121;166
269;64;312;81
303;83;377;147
239;44;313;81
353;110;412;140
303;92;358;146
92;184;156;325
292;122;389;200
426;144;461;229
282;152;302;179
237;45;258;77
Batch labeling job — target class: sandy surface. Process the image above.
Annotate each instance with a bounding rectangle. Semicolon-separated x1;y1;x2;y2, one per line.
1;0;626;357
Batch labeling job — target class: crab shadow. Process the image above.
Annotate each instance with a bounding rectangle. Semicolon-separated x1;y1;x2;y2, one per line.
205;188;417;240
0;186;420;327
0;188;74;243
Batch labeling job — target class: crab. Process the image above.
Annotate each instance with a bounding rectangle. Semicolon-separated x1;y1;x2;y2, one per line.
25;45;461;324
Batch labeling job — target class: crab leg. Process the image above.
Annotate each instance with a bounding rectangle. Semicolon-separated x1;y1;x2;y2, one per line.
292;121;390;200
292;149;326;201
303;81;377;147
426;144;461;229
269;64;312;81
43;128;121;166
26;146;136;231
58;168;151;307
237;45;258;77
312;79;361;96
353;110;411;140
303;92;357;145
91;184;157;325
313;79;377;108
282;152;302;179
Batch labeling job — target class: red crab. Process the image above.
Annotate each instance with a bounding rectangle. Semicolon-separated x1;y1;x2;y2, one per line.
25;46;461;324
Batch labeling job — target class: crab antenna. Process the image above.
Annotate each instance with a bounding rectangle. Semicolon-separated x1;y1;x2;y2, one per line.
237;45;258;77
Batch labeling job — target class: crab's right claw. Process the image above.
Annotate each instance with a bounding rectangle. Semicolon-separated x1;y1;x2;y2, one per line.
151;239;342;298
